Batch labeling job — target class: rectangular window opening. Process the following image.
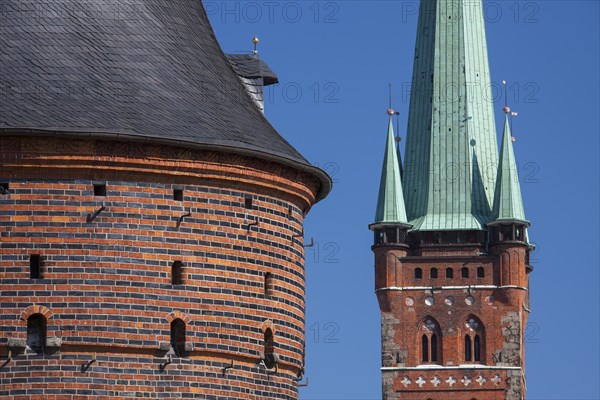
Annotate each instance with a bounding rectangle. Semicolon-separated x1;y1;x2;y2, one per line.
173;188;184;201
30;254;41;279
93;183;107;197
172;261;183;285
244;196;253;209
288;205;293;219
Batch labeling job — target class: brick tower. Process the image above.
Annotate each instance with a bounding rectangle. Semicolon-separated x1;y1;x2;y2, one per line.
370;1;533;399
0;1;330;399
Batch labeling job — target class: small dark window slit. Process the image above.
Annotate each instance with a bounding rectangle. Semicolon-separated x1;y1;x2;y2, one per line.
93;184;106;196
30;254;41;279
173;188;183;201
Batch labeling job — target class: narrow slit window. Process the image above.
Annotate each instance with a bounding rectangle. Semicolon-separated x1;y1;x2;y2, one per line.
27;314;46;353
430;268;438;279
30;254;41;279
461;267;469;278
474;335;481;362
264;328;275;369
288;205;293;219
446;267;453;279
421;334;429;362
264;272;273;297
0;182;9;194
431;334;438;362
465;335;472;361
173;188;183;201
170;318;186;356
415;268;423;280
477;266;485;278
172;261;183;285
244;195;253;209
93;183;106;197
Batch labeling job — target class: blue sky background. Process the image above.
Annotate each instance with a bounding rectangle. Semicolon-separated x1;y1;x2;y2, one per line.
207;1;600;399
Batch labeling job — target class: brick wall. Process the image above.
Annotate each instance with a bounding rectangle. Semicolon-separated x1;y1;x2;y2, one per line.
0;136;321;399
374;238;530;400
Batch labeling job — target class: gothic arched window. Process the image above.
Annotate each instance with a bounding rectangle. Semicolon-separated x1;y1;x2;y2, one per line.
464;316;485;364
420;317;442;364
27;314;46;353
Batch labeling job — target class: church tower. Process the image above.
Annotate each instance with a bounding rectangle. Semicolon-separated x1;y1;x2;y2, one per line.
370;1;534;399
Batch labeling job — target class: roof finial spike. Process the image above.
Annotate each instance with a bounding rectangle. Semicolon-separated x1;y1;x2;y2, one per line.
510;111;518;141
387;83;395;116
502;80;510;114
252;35;259;55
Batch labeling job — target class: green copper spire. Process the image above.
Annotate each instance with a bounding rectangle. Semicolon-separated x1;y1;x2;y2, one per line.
403;0;499;231
374;115;409;225
491;113;528;224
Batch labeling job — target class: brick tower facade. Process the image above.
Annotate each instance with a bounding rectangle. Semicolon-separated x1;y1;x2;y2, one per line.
0;1;330;399
370;1;533;399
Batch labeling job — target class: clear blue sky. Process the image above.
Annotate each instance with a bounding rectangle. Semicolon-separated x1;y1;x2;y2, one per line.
207;1;600;399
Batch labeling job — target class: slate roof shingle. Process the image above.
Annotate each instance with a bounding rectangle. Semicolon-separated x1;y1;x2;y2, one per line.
0;0;330;199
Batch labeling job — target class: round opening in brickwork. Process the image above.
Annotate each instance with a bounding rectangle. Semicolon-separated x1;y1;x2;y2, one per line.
445;296;455;306
465;296;475;305
405;297;414;306
424;297;435;306
485;295;495;305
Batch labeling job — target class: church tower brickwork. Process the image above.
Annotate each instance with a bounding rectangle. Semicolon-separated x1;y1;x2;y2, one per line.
370;1;533;399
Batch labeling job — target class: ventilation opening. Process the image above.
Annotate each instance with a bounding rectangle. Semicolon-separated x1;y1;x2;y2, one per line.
93;183;106;196
30;254;41;279
172;261;183;285
170;318;186;357
27;314;47;353
264;272;273;297
446;267;453;279
173;188;183;201
244;195;253;209
0;182;9;194
264;328;275;369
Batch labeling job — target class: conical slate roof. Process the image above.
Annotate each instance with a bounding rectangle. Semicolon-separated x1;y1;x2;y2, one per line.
0;0;330;199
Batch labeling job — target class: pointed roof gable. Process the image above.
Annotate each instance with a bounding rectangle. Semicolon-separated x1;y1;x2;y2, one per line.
491;114;528;224
374;116;409;225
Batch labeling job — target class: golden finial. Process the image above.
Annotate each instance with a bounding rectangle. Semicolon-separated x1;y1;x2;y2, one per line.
395;136;402;143
387;108;395;116
252;35;259;54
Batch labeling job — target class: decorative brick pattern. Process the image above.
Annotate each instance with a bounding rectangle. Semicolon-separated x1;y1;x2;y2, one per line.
0;136;321;399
